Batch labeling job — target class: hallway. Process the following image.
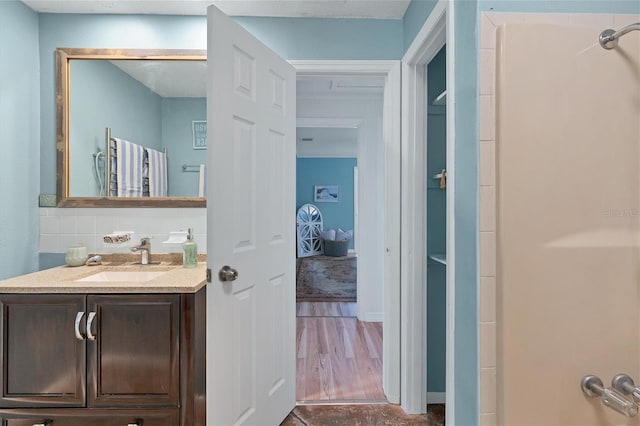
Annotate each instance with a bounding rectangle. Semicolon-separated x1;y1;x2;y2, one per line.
296;302;384;403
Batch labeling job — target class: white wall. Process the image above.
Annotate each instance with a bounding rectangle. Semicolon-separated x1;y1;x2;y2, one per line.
298;93;384;321
40;208;207;255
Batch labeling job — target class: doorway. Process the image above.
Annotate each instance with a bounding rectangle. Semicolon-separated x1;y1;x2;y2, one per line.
425;45;447;405
294;76;385;403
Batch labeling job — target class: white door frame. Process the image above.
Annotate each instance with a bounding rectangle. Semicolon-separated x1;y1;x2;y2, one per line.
291;60;401;404
400;0;452;416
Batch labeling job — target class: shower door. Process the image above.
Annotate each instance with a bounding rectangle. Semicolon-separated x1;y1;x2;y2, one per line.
496;22;640;425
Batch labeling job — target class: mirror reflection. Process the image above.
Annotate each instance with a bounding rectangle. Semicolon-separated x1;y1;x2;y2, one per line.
70;59;207;198
56;48;207;207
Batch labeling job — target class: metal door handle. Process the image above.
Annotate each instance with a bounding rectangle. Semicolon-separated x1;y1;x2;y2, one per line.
74;311;85;340
87;311;97;341
219;265;238;282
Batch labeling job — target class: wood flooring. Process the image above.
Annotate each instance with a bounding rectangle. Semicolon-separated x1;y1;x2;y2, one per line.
296;302;385;403
296;301;357;317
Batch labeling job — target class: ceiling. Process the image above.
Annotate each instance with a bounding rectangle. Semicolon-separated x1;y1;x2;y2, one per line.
102;58;384;98
296;127;358;157
21;0;411;19
110;60;207;98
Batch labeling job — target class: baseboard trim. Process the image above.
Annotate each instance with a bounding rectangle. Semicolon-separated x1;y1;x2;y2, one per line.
427;392;446;404
361;312;383;322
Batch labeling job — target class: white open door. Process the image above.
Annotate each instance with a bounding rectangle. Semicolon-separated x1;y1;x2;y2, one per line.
206;5;296;425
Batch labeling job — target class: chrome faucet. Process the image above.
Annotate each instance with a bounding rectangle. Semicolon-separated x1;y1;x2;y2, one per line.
131;237;151;265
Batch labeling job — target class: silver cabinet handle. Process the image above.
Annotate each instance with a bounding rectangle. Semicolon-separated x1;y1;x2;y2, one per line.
87;311;97;341
33;424;46;426
126;424;139;426
74;311;85;340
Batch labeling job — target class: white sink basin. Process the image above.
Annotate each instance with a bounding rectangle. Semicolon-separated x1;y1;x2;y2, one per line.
76;270;168;282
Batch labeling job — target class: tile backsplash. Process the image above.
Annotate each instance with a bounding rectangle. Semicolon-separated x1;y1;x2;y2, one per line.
40;208;207;254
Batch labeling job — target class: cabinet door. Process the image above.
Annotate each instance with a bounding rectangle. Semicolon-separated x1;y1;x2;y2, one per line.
0;295;86;407
87;295;180;407
0;408;179;426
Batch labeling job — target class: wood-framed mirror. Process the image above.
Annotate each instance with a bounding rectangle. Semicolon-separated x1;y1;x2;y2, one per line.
56;48;207;207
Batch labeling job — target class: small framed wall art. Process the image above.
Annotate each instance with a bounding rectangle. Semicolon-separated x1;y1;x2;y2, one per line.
314;185;339;203
192;120;207;150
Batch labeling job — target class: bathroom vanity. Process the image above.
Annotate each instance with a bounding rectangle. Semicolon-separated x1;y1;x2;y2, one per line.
0;257;206;426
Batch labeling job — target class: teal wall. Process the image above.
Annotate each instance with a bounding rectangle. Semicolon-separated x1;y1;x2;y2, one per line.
234;17;402;60
161;97;207;196
39;253;65;271
451;1;480;423
0;1;40;279
70;60;163;196
403;0;439;52
296;158;357;250
426;46;447;393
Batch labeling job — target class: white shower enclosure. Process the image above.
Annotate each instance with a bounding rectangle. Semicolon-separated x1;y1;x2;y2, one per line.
495;19;640;425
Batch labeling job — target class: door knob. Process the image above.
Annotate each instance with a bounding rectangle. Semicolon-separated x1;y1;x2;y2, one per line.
218;265;239;282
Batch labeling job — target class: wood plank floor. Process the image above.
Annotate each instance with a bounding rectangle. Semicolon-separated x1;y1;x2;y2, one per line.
296;301;357;317
296;302;385;403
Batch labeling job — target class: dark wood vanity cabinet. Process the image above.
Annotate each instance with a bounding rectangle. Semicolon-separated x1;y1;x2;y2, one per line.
0;289;205;426
87;295;180;407
0;295;86;407
0;408;179;426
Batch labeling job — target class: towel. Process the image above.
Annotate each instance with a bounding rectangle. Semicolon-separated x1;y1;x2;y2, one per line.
111;137;145;197
146;147;168;197
198;164;206;197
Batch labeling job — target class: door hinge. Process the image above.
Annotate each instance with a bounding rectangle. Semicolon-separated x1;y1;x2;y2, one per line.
206;268;212;283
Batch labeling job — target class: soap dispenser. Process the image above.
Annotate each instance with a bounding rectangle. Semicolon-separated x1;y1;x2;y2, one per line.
182;228;198;268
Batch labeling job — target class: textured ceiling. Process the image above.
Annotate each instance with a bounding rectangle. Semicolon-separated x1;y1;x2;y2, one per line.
21;0;411;19
101;60;383;98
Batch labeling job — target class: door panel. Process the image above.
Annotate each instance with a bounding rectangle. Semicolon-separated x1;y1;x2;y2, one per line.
231;116;257;253
0;295;85;407
87;295;180;407
207;4;296;425
231;287;256;424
